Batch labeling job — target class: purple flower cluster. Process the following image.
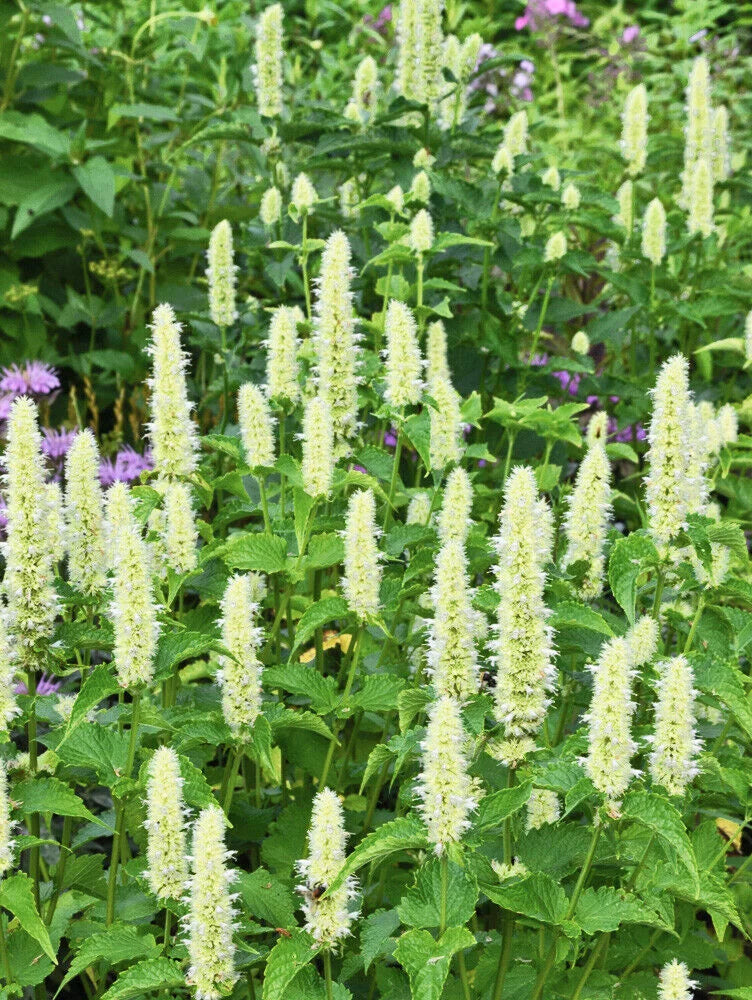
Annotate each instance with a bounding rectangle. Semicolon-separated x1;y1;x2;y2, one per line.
0;361;60;419
515;0;589;31
470;44;536;107
15;674;63;696
363;4;391;36
99;446;153;486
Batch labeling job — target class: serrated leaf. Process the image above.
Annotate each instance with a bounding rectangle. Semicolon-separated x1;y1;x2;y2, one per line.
621;792;699;896
327;817;428;894
361;908;401;972
551;602;614;637
474;782;532;832
573;886;669;935
64;664;119;734
223;533;288;573
398;858;478;929
55;724;130;788
14;776;107;829
290;597;350;660
349;675;405;713
154;630;219;682
0;874;56;963
100;958;185;1000
237;868;297;929
403;411;432;473
55;925;160;996
303;533;344;570
393;926;475;1000
263;665;340;715
608;532;659;623
483;871;569;926
262;929;319;1000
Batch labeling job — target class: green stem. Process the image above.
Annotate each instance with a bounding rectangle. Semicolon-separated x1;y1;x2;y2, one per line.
279;412;287;518
439;855;448;936
416;255;425;330
301;215;312;320
0;915;13;985
570;933;609;1000
219;325;230;432
106;693;141;926
620;929;661;979
163;908;172;952
383;418;404;531
525;276;555;385
222;748;244;815
323;950;334;1000
26;669;40;907
481;182;503;316
45;814;73;925
683;595;705;654
258;476;271;533
320;627;364;788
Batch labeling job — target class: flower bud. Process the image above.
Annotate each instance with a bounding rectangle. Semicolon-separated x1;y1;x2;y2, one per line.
687;157;714;238
409;209;434;254
504;110;528;158
615;180;633;232
544;231;567;262
542;165;560;190
254;3;284;117
429;376;462;470
409;170;431;205
562;183;580;210
385;185;405;215
65;429;107;593
218;573;265;735
642;198;667;266
621;83;649;176
352;55;378;121
571;330;589;354
260;186;282;227
291;172;317;213
649;655;701;797
266;305;302;404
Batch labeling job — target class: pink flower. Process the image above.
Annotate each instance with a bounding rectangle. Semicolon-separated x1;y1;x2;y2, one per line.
621;25;640;44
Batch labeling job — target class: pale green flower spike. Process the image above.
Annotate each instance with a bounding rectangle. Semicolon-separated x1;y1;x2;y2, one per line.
45;481;65;566
562;411;612;600
438;33;481;128
260;186;282;227
615;180;633;233
291;172;317;213
426;319;450;386
296;788;358;948
146;303;199;480
145;746;188;901
583;636;637;808
107;483;159;690
254;3;283;118
687;157;714;237
266;304;302;404
427;538;481;700
437;466;473;545
429;375;462;470
684;403;712;517
162;480;198;575
571;330;590;354
384;300;423;409
626;616;660;667
342;488;381;620
642;198;666;266
711;105;730;182
492;144;514;177
396;0;444;105
340;177;360;218
302;395;335;499
238;382;275;469
681;55;712;208
658;959;698;1000
716;403;738;446
544;230;567;262
542;164;560;190
352;55;378;121
0;612;19;734
526;789;561;831
3;397;57;664
621;83;649;177
313;230;360;451
406;491;432;525
504;110;528;158
65;429;107;594
649;655;701;797
0;763;12;878
417;695;479;854
413;148;435;169
218;573;265;735
492;466;555;752
206;220;238;328
562;183;581;210
385;184;405;214
645;354;694;548
409;208;434;254
186;805;237;1000
409;170;431;205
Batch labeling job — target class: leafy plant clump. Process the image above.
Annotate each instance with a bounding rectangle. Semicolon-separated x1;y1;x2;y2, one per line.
0;2;750;1000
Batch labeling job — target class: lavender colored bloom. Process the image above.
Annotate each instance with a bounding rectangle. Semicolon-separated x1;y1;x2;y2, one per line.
0;361;60;396
15;673;63;696
516;0;589;31
384;428;398;449
41;427;77;460
0;395;14;421
552;370;581;395
470;44;536;108
621;25;640;44
351;464;368;475
364;4;391;35
99;447;153;486
609;418;646;443
0;366;27;394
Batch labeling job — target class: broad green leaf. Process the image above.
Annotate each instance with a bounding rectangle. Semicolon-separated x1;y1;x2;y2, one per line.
100;958;185;1000
64;664;119;734
327;818;427;894
0;874;56;963
289;597;350;659
55;925;160;996
14;777;107;829
12;178;77;239
573;886;670;935
361;908;400;971
349;675;405;713
263;665;340;715
262;929;319;1000
474;782;532;832
54;724;130;788
483;871;569;926
0;111;70;158
403;411;432;473
621;792;699;896
398;858;479;929
551;602;614;637
608;532;659;623
393;926;475;1000
154;630;219;682
72;156;115;216
223;533;288;573
303;532;345;570
236;868;297;929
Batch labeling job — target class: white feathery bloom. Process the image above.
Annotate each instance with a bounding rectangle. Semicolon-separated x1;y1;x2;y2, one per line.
681;55;712;207
645;355;694;548
711;105;730;182
406;491;432;525
238;382;275;469
0;611;18;734
562;412;612;599
504;110;528;158
341;489;381;621
621;83;649;176
0;763;12;877
396;0;444;105
658;959;698;1000
44;481;65;565
260;186;282;227
437;466;472;545
217;573;265;735
186;806;237;1000
626;616;660;667
615;180;633;233
107;483;159;690
313;230;359;451
386;185;405;215
648;655;701;797
145;746;188;901
544;231;567;262
65;429;107;593
291;172;317;214
687;157;714;238
716;403;738;446
2;397;57;662
162;480;198;575
526;789;560;831
296;788;358;948
409;170;431;205
426;319;450;386
429;376;462;470
409;209;434;254
206;220;238;328
427;538;481;701
562;183;580;210
491;467;555;747
254;3;284;118
301;395;334;499
642;198;667;266
266;305;302;403
492;144;514;177
384;300;422;408
542;165;560;190
416;696;479;855
352;55;379;121
583;636;637;805
146;303;199;479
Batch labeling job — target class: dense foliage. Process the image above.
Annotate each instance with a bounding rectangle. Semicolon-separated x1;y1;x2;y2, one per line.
0;2;751;1000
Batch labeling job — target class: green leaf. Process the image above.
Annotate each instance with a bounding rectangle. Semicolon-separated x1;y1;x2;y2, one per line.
263;665;340;715
0;874;56;963
236;868;297;929
267;707;335;742
621;792;699;896
99;958;185;1000
393;926;475;1000
55;723;130;788
483;871;569;926
12;177;77;239
707;521;749;563
154;630;218;682
107;103;179;129
573;886;669;935
289;597;350;660
551;602;614;637
55;925;160;996
361;908;401;972
14;777;107;829
0;111;70;158
176;753;215;808
398;858;478;929
223;533;288;573
349;676;405;713
303;533;345;570
294;488;315;550
474;782;532;832
398;688;431;731
262;929;319;1000
403;411;432;473
607;532;659;624
72;156;115;216
248;715;275;774
327;817;427;894
65;664;119;733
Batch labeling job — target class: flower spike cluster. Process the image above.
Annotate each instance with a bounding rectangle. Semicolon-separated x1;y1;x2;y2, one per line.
238;383;275;469
642;198;666;265
302;395;334;498
427;538;481;700
416;696;479;854
437;466;473;545
621;83;649;176
206;220;238;328
648;655;701;797
144;746;188;901
254;3;283;118
342;489;381;620
491;467;555;755
65;429;107;594
396;0;444;105
161;481;198;575
0;763;12;878
266;305;302;404
384;300;422;409
658;959;698;1000
583;636;637;806
217;573;265;736
296;788;358;948
186;805;237;1000
429;376;462;470
0;612;18;734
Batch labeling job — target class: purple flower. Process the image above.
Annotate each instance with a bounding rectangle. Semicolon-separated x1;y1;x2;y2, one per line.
15;673;63;696
384;428;398;449
0;361;60;396
364;4;391;35
42;427;77;460
609;419;647;443
351;464;368;475
0;366;28;394
552;370;581;395
470;45;536;109
99;446;153;486
621;25;640;44
516;0;589;31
